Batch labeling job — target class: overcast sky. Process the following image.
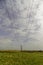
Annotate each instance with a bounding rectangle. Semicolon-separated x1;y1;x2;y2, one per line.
0;0;43;50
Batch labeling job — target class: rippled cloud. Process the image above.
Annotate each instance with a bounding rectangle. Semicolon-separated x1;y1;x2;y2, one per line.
0;0;42;50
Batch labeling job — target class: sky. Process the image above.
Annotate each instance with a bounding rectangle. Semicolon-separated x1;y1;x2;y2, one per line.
0;0;43;50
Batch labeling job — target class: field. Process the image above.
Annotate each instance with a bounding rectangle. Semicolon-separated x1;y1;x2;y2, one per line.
0;51;43;65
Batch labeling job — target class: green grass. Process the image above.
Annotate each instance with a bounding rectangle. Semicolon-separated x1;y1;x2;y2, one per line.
0;51;43;65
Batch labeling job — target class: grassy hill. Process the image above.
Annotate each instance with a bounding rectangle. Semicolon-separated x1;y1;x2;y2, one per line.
0;51;43;65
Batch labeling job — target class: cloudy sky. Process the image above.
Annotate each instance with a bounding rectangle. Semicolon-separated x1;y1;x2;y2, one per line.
0;0;43;50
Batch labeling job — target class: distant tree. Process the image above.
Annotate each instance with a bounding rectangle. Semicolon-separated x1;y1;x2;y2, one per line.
21;44;22;52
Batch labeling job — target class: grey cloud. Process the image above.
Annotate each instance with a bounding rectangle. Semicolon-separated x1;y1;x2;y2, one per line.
0;0;5;9
0;0;42;50
0;0;40;33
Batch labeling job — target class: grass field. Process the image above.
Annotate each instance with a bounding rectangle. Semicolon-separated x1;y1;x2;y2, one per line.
0;51;43;65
